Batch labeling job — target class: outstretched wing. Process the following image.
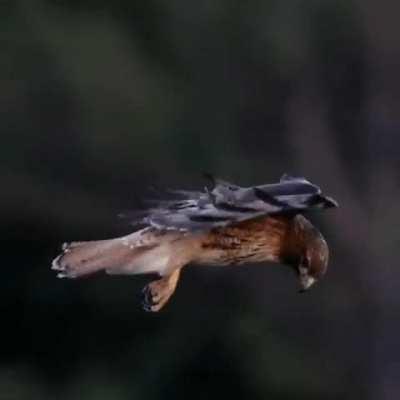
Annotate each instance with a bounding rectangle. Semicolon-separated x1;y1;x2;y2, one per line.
129;175;338;232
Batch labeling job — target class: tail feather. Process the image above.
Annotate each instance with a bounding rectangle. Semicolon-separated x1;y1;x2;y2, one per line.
51;228;188;278
52;238;134;278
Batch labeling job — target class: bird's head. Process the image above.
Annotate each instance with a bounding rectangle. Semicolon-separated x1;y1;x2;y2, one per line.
297;235;329;292
284;215;329;292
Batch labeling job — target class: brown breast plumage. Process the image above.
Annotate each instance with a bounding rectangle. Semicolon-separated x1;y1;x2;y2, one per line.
195;216;290;266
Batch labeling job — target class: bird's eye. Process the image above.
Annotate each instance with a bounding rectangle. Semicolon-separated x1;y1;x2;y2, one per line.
298;255;308;276
298;265;308;276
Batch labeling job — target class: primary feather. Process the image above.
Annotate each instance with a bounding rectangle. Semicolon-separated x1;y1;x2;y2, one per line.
136;174;338;231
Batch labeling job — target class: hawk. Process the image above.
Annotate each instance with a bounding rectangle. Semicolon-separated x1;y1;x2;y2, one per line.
52;174;338;312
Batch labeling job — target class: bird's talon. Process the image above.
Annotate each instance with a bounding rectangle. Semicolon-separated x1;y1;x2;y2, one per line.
141;284;160;311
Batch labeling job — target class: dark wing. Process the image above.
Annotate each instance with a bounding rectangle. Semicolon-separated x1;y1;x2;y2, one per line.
130;175;338;232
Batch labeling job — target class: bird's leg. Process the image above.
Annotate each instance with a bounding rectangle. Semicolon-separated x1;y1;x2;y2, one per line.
142;268;182;312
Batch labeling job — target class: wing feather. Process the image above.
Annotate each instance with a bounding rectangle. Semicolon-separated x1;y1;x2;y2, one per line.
127;175;337;232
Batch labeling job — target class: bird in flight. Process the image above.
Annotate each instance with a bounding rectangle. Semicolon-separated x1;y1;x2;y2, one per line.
52;174;338;312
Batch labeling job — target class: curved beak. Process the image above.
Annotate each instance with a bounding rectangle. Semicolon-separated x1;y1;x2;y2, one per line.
298;275;316;293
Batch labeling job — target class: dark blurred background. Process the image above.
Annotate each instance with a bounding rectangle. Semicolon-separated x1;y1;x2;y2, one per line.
2;1;400;399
